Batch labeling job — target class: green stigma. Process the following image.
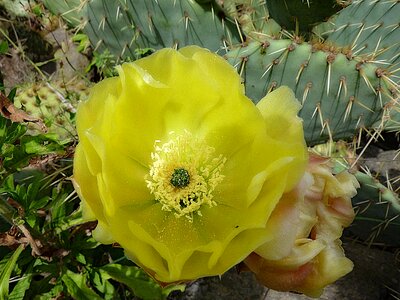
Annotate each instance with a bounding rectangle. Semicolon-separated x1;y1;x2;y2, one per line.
170;168;190;188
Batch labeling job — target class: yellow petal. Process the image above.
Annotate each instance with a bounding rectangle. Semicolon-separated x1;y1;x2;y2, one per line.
101;147;151;209
104;169;287;282
301;241;354;297
255;190;302;260
263;239;326;270
92;221;115;244
139;46;245;98
76;77;121;175
73;144;106;223
256;86;302;140
256;86;308;191
110;63;169;165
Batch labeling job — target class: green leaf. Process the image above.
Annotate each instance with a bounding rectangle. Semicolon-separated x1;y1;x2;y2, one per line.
75;253;87;265
28;196;50;211
0;41;8;54
72;34;90;53
0;245;24;300
25;214;37;229
90;269;117;300
53;207;85;235
7;88;16;102
0;197;16;225
2;175;14;190
32;283;63;300
99;264;171;300
61;270;103;300
31;4;42;17
8;266;33;300
21;134;64;155
1;143;15;156
0;253;11;278
0;116;26;145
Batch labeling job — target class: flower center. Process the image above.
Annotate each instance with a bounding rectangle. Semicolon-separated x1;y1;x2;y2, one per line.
170;168;190;188
146;131;226;221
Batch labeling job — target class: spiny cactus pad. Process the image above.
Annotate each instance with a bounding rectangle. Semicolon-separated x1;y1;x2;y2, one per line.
215;0;281;39
326;0;400;126
0;0;31;18
350;171;400;247
326;0;400;67
266;0;343;33
226;39;396;144
42;0;86;28
83;0;241;60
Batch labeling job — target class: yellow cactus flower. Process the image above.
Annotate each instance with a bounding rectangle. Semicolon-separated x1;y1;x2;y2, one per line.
245;154;359;298
73;46;308;283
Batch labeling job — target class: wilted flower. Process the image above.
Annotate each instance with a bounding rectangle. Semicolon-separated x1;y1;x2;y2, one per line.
73;46;307;283
245;154;359;297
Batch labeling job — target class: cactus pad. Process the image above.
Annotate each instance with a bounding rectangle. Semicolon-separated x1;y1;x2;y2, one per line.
350;171;400;247
266;0;343;33
83;0;241;60
226;39;396;144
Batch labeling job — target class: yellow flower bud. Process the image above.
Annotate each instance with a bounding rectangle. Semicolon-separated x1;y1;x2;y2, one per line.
73;46;308;283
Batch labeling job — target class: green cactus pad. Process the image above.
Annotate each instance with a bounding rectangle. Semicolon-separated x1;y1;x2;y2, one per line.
326;0;400;66
82;0;241;60
226;40;397;144
42;0;86;27
350;171;400;247
266;0;343;33
215;0;282;39
0;0;31;18
325;0;400;127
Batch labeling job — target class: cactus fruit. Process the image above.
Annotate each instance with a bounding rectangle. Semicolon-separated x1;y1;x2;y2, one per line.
13;80;88;141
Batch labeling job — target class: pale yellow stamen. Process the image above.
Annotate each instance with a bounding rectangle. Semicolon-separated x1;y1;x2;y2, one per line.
146;131;226;221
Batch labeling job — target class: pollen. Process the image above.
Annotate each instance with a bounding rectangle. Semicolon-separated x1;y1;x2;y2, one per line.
146;131;226;221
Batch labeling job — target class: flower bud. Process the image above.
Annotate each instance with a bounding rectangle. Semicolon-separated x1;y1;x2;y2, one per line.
245;154;359;297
